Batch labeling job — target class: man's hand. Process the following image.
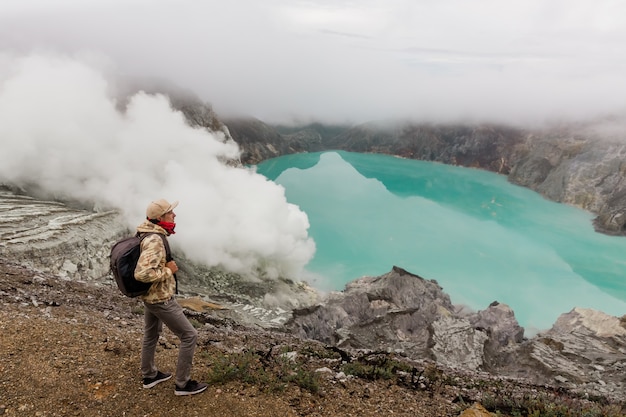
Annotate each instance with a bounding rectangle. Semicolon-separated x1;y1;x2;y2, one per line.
166;260;178;274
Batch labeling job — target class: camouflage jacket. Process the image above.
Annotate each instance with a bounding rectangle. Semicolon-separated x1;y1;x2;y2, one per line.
133;220;176;304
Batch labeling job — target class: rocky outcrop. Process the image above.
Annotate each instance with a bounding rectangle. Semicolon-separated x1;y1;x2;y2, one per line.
286;267;521;372
508;131;626;234
287;267;456;359
0;187;124;281
518;307;626;399
466;301;524;371
286;266;626;401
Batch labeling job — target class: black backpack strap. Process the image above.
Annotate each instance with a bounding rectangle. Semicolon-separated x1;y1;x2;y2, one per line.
138;232;178;294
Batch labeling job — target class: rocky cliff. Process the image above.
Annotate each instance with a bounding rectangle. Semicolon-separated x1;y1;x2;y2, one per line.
286;266;626;402
226;118;626;234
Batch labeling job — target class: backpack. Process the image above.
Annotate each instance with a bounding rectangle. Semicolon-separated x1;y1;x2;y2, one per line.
109;232;173;297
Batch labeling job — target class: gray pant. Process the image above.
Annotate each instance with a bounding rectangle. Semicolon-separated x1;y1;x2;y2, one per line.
141;298;198;388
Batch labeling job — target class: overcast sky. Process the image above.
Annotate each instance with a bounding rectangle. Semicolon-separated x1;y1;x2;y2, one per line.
1;0;625;125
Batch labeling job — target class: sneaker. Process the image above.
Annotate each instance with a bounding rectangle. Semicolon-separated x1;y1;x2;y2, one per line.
174;380;208;396
142;371;172;389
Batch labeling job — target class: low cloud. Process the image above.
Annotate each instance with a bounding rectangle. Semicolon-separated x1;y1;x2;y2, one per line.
0;53;315;279
1;1;625;126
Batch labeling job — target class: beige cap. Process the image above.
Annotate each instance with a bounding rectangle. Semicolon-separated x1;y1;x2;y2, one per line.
146;199;179;220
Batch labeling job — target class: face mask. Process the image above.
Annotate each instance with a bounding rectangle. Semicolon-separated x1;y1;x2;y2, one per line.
157;221;176;235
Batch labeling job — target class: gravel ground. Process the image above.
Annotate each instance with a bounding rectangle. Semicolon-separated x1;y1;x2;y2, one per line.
1;260;623;417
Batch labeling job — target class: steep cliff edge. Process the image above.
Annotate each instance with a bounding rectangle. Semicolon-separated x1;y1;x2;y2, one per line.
509;129;626;234
286;266;626;402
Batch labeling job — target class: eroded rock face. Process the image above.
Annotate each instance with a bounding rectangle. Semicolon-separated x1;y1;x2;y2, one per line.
286;266;626;401
431;316;489;370
509;134;626;234
466;301;525;371
287;267;527;372
0;188;126;281
289;267;455;360
517;308;626;399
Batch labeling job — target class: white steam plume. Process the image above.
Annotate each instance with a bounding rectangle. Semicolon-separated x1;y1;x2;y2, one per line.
0;53;315;279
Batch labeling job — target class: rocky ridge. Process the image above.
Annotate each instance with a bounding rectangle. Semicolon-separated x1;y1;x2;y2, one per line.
287;267;626;402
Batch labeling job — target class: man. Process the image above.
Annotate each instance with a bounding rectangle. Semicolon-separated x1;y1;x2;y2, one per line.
134;198;208;396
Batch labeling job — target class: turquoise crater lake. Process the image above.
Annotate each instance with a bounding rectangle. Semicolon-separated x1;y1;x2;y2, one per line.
256;151;626;333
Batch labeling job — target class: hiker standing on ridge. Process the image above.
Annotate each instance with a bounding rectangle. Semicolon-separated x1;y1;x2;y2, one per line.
134;198;208;396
